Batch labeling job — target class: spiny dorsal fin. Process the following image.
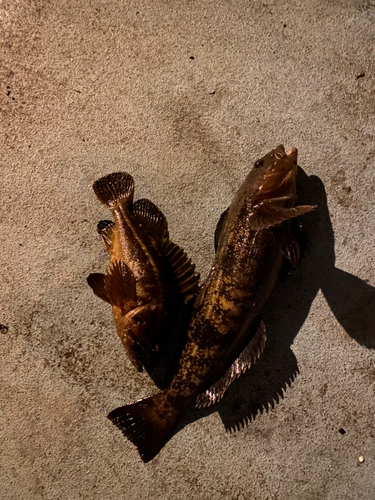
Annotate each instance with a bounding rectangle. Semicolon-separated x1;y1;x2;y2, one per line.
132;198;169;244
215;207;229;252
87;273;111;303
162;240;200;303
104;260;136;307
97;220;115;253
196;319;267;408
249;198;317;230
92;172;134;208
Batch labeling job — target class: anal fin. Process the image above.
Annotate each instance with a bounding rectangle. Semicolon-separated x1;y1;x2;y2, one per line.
97;220;115;253
196;319;267;408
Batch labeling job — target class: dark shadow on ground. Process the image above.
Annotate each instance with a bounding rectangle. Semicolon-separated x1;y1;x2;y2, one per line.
145;298;194;389
175;167;375;434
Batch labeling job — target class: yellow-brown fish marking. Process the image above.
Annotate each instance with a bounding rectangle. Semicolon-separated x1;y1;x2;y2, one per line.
107;146;317;462
87;173;199;372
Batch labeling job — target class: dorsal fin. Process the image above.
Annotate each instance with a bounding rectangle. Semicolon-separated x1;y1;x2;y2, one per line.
97;220;115;253
214;207;229;252
196;319;267;408
132;198;199;302
132;198;169;243
162;240;200;303
104;260;137;307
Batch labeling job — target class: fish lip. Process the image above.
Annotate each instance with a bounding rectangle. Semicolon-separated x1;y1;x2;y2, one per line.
285;146;298;164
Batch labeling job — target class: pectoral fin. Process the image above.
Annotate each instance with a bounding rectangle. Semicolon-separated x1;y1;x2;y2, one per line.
196;319;267;408
87;273;111;303
250;198;317;230
284;235;301;268
104;260;137;307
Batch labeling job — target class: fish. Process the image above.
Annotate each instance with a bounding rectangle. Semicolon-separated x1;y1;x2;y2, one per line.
87;172;199;372
107;146;317;462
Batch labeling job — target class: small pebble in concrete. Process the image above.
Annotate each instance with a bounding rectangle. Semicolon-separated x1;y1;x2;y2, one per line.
358;456;365;463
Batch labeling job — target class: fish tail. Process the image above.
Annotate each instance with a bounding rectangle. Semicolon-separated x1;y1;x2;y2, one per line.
92;172;134;208
108;393;180;463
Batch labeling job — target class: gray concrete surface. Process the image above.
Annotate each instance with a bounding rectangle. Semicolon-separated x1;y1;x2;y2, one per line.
1;0;374;498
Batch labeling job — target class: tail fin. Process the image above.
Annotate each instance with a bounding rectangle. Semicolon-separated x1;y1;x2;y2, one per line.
92;172;134;208
107;393;179;463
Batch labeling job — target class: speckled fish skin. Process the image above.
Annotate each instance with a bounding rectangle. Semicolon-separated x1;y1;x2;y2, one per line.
110;201;174;370
87;173;198;372
107;146;317;462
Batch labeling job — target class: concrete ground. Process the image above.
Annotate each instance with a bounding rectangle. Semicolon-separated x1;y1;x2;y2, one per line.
1;0;374;498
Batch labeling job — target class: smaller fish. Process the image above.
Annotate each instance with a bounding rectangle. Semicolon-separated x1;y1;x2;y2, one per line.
87;172;199;372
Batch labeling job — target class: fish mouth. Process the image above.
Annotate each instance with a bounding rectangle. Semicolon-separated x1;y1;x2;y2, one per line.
253;145;299;201
285;146;298;165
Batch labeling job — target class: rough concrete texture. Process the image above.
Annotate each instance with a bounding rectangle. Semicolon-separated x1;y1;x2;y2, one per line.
1;0;374;498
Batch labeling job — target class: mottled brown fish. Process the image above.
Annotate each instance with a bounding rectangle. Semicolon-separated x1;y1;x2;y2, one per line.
87;172;199;372
107;146;316;462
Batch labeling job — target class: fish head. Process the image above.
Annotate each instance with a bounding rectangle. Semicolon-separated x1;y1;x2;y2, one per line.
249;145;299;204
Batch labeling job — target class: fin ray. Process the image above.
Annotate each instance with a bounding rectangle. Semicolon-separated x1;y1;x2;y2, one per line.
250;200;317;230
108;394;179;463
104;260;136;307
97;220;115;253
196;319;267;408
162;240;200;303
92;172;134;208
132;198;169;243
87;273;111;303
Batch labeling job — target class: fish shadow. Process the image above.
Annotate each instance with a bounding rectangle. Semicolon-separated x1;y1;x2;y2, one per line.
145;299;194;389
175;167;375;434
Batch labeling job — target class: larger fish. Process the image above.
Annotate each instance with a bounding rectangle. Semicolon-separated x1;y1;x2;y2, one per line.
87;172;199;372
107;146;316;461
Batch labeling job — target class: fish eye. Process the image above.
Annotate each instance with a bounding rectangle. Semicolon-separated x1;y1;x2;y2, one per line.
254;159;264;169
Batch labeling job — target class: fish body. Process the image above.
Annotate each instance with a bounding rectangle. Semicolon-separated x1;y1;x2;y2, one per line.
87;173;198;372
108;146;316;461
